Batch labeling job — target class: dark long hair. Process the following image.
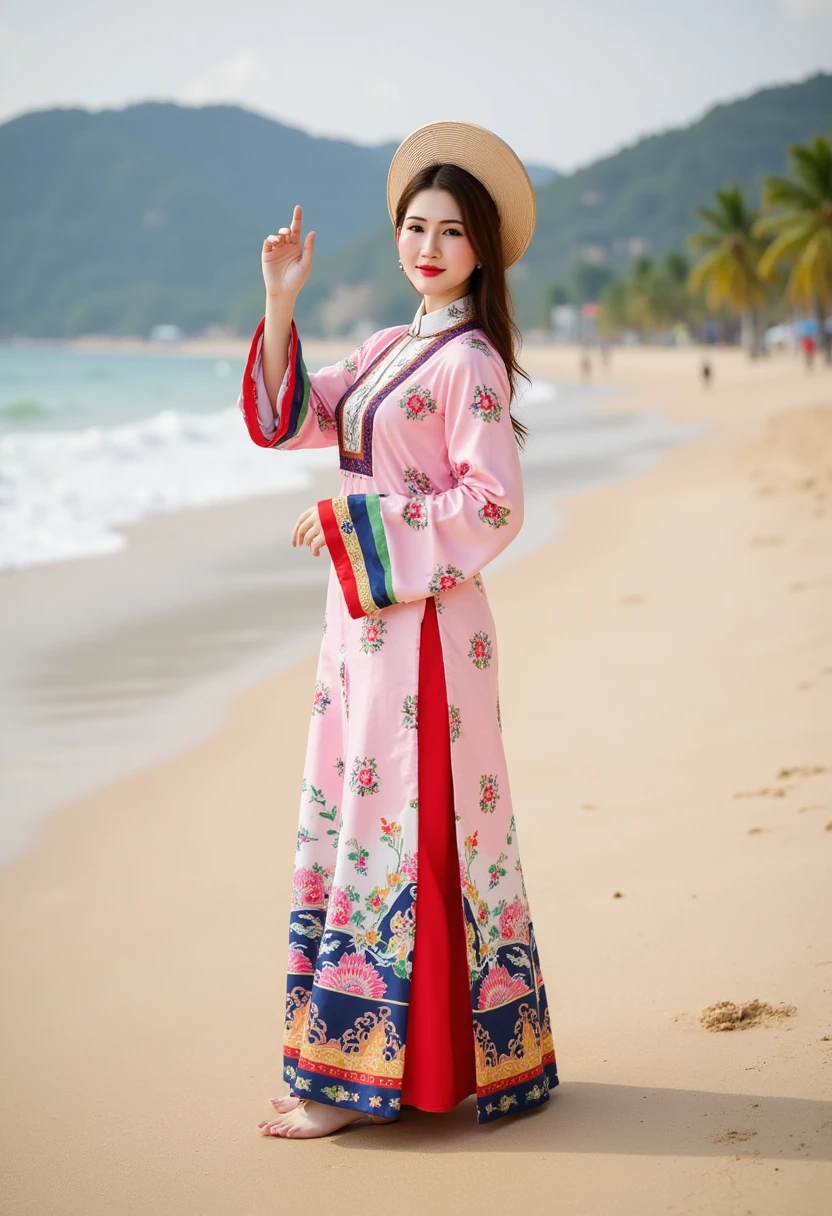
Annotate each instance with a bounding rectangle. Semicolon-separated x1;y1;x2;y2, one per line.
394;164;529;448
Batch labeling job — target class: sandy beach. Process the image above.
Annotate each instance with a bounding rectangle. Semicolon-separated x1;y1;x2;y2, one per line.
1;342;830;1214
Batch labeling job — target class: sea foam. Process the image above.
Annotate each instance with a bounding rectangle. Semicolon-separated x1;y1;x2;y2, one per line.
0;405;331;572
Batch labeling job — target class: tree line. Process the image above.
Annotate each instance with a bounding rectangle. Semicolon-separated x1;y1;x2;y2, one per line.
542;131;832;362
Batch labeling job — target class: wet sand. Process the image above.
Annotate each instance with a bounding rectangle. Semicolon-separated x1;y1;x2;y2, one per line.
0;343;830;1214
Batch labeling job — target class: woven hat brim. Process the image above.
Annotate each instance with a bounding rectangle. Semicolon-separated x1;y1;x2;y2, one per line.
386;122;536;268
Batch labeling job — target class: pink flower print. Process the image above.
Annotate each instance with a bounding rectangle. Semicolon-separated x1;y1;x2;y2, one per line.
326;886;353;927
476;964;531;1010
317;954;387;999
311;681;331;715
429;564;464;595
398;384;437;421
470;385;503;422
350;756;380;796
468;631;492;669
287;945;314;973
360;617;387;654
498;897;530;942
448;704;461;743
479;774;500;814
401;852;418;881
292;865;326;907
402;497;429;531
403;468;433;496
478;501;511;529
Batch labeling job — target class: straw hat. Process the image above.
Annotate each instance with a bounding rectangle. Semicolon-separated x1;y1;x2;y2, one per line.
386;121;536;268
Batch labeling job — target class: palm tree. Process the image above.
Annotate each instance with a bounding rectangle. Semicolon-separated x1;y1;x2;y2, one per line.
755;134;832;363
687;186;770;357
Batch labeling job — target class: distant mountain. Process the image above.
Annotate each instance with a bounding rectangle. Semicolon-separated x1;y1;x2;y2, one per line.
0;103;394;339
0;76;829;339
298;72;832;333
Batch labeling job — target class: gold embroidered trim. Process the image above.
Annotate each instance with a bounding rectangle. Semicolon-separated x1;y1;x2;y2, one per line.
331;496;378;616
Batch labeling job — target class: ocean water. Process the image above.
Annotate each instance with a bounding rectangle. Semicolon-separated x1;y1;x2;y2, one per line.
0;344;699;574
0;345;330;571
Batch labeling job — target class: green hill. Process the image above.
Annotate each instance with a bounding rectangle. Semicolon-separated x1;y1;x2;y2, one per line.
0;76;829;339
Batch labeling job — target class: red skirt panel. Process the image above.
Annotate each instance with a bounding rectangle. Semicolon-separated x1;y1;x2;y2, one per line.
399;596;478;1112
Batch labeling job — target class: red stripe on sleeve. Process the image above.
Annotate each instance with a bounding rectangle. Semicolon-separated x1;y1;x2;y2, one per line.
318;499;365;619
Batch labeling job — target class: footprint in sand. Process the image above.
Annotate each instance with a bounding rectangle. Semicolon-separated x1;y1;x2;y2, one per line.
777;765;829;779
699;999;797;1031
734;787;790;799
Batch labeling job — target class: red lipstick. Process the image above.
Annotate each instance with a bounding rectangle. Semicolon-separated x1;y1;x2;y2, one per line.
417;265;445;277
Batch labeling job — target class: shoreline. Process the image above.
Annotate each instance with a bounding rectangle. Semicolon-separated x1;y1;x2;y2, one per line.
0;364;693;866
0;345;830;1213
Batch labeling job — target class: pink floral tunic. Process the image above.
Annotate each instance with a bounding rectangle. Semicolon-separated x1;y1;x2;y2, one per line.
238;293;558;1123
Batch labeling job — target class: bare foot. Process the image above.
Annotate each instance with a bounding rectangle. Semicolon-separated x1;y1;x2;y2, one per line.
268;1095;302;1115
257;1098;396;1139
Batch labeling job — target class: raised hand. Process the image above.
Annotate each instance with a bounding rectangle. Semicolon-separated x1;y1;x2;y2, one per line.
262;205;315;300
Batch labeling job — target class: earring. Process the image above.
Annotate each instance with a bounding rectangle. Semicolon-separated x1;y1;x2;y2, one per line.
476;263;482;269
398;259;404;272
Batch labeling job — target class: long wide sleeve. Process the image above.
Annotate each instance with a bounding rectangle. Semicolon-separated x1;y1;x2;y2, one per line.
318;346;523;618
237;317;361;451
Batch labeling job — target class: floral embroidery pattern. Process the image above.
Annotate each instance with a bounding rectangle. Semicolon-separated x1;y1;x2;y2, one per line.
469;631;492;669
312;401;336;432
447;299;475;320
317;954;387;998
287;944;314;973
402;695;418;729
398;384;437;421
403;468;433;496
478;501;511;529
462;336;493;356
311;681;331;716
335;756;345;778
291;864;328;907
326;886;354;926
321;1084;361;1103
488;851;508;888
297;825;318;850
470;385;503;423
346;837;369;874
350;757;380;797
479;774;500;814
343;358;357;374
473;573;485;594
429;564;464;594
448;704;461;743
402;497;428;531
360;617;387;654
477;964;530;1009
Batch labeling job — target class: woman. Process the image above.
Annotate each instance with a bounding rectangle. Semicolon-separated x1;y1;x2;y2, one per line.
240;122;559;1140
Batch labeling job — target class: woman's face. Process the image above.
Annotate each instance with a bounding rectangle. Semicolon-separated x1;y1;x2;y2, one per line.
396;188;478;311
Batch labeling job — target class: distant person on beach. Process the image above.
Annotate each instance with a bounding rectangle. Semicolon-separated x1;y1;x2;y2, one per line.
238;122;558;1141
801;333;816;369
700;358;712;388
580;350;592;381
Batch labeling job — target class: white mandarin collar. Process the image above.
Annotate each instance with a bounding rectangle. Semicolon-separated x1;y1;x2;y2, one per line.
408;293;475;338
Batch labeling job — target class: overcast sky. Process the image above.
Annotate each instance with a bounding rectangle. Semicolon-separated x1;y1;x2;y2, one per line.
1;0;831;172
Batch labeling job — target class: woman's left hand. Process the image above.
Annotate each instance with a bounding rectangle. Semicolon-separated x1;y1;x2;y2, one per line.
292;506;327;557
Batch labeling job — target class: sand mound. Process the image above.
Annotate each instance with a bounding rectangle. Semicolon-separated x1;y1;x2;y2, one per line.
699;999;797;1031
